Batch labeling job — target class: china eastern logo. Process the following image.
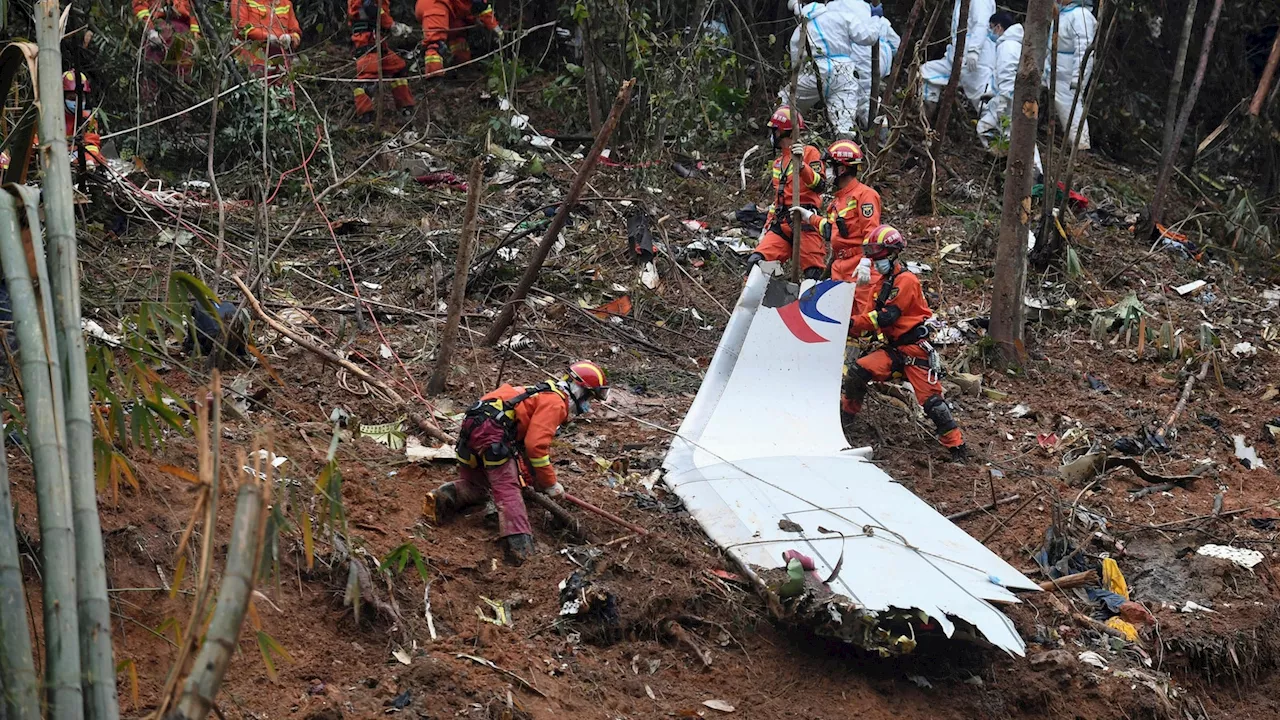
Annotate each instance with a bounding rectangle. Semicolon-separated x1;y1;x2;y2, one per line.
777;280;840;343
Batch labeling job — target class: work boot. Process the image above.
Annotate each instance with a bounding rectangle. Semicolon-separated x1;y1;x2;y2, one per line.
423;483;459;524
482;500;499;529
501;533;535;566
356;112;374;124
949;444;969;463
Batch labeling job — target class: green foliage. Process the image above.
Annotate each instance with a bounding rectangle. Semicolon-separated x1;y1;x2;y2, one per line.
255;630;294;683
382;542;430;583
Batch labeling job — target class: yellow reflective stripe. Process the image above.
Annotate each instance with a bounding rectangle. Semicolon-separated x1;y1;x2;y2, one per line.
805;162;822;188
136;9;152;18
353;88;367;96
528;455;551;468
274;5;289;14
482;457;509;467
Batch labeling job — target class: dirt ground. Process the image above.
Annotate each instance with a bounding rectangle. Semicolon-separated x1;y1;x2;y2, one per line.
9;64;1280;720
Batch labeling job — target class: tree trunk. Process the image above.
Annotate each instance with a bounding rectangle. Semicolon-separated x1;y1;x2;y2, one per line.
1161;0;1199;154
1037;13;1060;244
879;0;924;107
933;0;970;139
428;159;484;394
483;79;636;346
581;18;603;133
1148;0;1224;231
868;41;881;140
1249;30;1280;117
990;0;1054;367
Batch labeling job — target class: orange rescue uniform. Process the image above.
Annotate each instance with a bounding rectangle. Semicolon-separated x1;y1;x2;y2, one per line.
819;179;881;281
232;0;301;76
349;0;415;115
479;383;569;490
134;0;201;79
845;265;963;449
415;0;499;67
756;145;827;272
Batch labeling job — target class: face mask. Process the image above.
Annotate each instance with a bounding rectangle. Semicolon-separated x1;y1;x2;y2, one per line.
874;258;893;274
65;99;78;114
987;30;999;42
575;400;592;415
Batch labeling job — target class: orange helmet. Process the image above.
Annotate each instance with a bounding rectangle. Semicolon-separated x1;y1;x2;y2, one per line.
568;360;609;400
863;225;906;260
767;105;805;133
824;139;864;167
62;70;90;93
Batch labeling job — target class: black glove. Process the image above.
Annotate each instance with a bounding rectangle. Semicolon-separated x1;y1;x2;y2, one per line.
746;252;764;267
876;305;902;327
802;267;824;280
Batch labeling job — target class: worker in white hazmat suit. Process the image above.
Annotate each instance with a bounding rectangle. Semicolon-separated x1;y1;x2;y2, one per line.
920;0;996;111
848;7;899;127
779;0;882;137
976;12;1042;175
1044;0;1097;150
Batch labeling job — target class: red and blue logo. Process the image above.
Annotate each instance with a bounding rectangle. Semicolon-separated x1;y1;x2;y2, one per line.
778;280;841;343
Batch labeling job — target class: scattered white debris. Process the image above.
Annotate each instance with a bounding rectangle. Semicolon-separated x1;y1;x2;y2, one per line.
361;281;382;290
906;261;932;274
640;262;660;290
81;319;123;346
1233;434;1265;470
500;333;532;350
1231;341;1257;358
391;647;412;665
1173;280;1207;296
702;700;735;713
1008;404;1033;419
1180;601;1215;613
1197;544;1265;569
1077;651;1108;670
254;449;289;468
527;133;554;149
405;436;458;462
497;247;520;261
379;343;393;359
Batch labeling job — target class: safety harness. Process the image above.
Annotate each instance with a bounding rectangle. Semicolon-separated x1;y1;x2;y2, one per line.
455;381;564;468
871;267;939;382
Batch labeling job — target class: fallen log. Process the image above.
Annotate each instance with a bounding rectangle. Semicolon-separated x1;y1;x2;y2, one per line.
1038;569;1099;591
522;488;589;543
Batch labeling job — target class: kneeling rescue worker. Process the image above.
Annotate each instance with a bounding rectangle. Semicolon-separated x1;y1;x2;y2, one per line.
745;106;827;280
843;225;967;460
424;361;609;564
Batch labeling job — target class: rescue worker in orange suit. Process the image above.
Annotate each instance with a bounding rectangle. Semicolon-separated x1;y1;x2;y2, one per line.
415;0;502;76
797;139;881;283
349;0;416;122
3;70;106;173
232;0;301;77
62;71;105;169
423;361;609;564
844;225;967;460
133;0;200;81
745;106;827;280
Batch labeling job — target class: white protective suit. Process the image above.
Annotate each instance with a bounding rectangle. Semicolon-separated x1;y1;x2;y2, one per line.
1044;0;1097;150
848;11;900;127
976;24;1042;174
779;0;881;136
920;0;997;109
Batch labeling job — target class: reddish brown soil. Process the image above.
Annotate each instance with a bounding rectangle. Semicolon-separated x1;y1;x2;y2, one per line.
9;70;1279;720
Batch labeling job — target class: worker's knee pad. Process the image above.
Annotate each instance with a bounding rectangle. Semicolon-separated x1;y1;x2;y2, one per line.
923;395;958;434
481;442;511;467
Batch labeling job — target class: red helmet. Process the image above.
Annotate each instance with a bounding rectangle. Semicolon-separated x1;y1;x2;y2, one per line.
863;225;906;260
62;70;90;93
824;139;864;167
768;106;805;133
568;360;609;401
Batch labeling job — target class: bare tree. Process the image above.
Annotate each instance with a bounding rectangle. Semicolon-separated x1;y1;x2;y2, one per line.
989;0;1055;366
1147;0;1225;232
932;0;970;139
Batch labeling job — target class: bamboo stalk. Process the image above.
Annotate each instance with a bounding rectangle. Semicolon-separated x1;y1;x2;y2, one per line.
1249;30;1280;117
171;466;265;720
35;0;117;712
428;158;483;394
0;432;40;720
0;189;84;719
23;175;115;720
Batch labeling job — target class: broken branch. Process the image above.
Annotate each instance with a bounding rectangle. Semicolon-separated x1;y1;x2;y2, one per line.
1037;569;1098;592
521;488;589;543
428;158;484;394
946;494;1021;522
1155;355;1212;443
483;78;636;345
